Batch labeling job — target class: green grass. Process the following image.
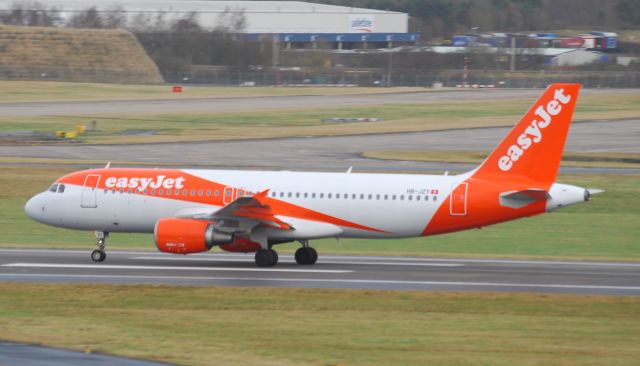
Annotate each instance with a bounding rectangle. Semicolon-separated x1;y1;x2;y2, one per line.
0;284;639;366
2;92;639;144
363;150;640;169
0;80;425;103
1;167;638;260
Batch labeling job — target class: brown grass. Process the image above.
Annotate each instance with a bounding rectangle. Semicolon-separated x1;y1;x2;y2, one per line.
0;25;162;84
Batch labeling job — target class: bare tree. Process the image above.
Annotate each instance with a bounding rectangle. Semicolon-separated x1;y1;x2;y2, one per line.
66;7;103;29
0;1;60;26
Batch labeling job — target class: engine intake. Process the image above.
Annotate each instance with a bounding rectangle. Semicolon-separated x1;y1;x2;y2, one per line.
154;218;233;254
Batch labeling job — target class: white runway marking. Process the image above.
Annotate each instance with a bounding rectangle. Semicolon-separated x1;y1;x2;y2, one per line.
1;249;639;267
129;256;464;267
1;273;639;292
2;263;352;274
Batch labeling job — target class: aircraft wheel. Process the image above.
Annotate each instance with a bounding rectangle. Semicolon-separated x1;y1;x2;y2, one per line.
255;249;278;267
295;247;317;265
308;247;318;265
91;250;106;262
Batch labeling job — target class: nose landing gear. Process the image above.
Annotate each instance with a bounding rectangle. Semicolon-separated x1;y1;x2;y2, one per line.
91;231;108;262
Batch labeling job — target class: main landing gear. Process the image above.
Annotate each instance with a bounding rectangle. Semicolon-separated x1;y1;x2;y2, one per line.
91;231;108;262
253;240;318;267
295;240;317;265
255;248;278;267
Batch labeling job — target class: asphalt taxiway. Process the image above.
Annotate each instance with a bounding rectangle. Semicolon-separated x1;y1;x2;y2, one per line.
1;249;639;296
1;119;638;174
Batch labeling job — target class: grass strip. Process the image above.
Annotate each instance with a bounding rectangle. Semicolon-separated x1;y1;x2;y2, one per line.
1;284;639;366
1;93;638;144
362;151;640;169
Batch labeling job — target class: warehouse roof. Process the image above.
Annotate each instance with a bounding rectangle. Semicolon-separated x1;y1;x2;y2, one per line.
1;1;403;15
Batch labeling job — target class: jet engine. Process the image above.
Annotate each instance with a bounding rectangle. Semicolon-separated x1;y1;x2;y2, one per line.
154;218;233;254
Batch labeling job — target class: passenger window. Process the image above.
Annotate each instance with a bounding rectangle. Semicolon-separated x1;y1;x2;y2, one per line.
128;189;132;194
296;192;300;198
49;184;58;192
312;193;316;198
214;190;219;196
408;195;412;201
182;189;188;196
360;194;364;199
368;194;372;200
336;194;340;199
433;196;437;201
159;189;164;195
320;193;324;199
304;193;308;198
288;192;292;198
344;194;349;200
384;195;388;200
376;194;380;200
198;189;203;196
328;193;332;199
279;192;284;198
352;194;357;199
57;184;65;193
400;195;404;200
206;190;211;196
416;196;421;201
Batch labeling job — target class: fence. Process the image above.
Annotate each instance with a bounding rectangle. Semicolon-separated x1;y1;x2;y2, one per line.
1;66;639;88
163;69;640;88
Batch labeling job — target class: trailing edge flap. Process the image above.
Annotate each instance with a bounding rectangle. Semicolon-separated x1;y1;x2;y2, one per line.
499;189;550;209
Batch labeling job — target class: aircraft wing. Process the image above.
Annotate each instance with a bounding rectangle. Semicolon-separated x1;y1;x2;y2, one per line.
175;190;293;233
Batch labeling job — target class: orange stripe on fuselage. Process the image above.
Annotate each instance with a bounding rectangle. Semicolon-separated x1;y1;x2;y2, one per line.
57;168;386;233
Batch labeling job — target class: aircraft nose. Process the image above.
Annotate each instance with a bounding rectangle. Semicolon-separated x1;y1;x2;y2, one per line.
25;193;46;222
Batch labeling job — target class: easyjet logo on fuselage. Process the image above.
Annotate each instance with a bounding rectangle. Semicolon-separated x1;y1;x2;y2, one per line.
104;175;186;190
498;88;572;172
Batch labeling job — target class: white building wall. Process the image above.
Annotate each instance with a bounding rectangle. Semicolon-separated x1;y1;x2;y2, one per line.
244;12;407;33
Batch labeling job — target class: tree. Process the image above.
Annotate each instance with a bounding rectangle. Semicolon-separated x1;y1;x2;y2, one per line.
66;7;103;29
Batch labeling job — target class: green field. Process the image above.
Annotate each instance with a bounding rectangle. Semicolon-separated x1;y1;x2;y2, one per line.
1;166;638;261
0;81;425;103
363;150;640;169
0;284;638;366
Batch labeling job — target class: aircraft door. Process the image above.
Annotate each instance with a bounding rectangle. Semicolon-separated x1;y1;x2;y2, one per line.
81;174;100;208
450;182;468;216
223;187;235;205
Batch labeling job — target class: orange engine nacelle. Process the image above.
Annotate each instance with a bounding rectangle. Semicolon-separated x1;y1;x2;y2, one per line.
220;237;262;253
154;218;233;254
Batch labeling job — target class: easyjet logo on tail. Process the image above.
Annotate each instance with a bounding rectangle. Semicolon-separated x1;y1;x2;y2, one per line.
498;88;572;172
105;175;186;190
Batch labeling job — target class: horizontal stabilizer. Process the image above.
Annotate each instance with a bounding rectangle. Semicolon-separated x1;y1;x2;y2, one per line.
499;189;549;209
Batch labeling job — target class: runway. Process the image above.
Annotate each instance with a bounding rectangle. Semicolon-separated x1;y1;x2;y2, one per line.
1;249;639;295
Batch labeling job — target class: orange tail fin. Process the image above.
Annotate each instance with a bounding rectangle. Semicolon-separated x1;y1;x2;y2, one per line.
471;83;581;186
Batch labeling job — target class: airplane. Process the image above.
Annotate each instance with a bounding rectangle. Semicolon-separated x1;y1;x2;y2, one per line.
25;83;602;267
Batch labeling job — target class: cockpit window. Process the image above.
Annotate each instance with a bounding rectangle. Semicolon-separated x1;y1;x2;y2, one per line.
57;184;65;193
48;184;58;192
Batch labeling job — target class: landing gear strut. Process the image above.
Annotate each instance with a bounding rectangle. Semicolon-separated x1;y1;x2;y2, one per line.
91;231;108;262
295;240;317;265
255;248;278;267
